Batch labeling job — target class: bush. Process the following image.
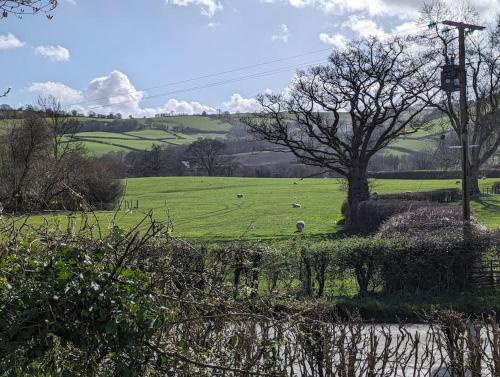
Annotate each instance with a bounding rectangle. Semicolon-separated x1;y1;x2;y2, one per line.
377;206;480;236
375;230;494;294
0;226;161;375
375;206;499;294
355;199;438;233
368;169;500;179
377;188;461;203
335;237;394;296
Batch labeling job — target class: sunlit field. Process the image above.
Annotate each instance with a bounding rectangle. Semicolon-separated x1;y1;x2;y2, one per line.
22;177;500;240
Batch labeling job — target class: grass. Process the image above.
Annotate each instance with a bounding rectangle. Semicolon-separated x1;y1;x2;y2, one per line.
24;177;500;241
67;129;227;155
148;116;232;132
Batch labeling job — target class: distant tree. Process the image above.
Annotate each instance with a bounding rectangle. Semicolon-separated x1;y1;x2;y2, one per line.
185;139;227;176
244;37;436;228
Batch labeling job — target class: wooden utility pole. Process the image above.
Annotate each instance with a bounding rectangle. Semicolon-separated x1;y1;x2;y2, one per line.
442;21;485;222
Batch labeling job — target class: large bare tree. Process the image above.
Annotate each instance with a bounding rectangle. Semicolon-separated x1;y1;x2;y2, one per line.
421;1;500;196
244;37;436;228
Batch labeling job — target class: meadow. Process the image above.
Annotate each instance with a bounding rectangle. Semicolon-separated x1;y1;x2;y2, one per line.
26;176;500;240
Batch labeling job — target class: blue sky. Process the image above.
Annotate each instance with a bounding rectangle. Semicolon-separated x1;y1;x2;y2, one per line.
0;0;498;116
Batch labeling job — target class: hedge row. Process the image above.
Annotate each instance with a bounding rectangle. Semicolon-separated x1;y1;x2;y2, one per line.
368;169;500;179
376;188;461;202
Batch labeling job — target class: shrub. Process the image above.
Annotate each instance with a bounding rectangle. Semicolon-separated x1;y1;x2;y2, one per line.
377;205;481;237
301;241;338;297
334;237;394;296
368;169;500;179
377;188;461;203
375;231;490;294
0;226;161;375
355;199;438;233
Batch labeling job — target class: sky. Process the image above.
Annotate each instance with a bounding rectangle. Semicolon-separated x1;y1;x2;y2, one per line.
0;0;499;117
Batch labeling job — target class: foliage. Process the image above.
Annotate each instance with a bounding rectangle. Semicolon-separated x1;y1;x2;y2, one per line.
369;169;500;179
376;188;461;202
0;221;164;375
0;106;124;213
354;199;438;233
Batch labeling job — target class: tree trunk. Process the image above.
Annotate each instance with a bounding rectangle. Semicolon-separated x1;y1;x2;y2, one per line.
346;163;370;230
469;163;481;198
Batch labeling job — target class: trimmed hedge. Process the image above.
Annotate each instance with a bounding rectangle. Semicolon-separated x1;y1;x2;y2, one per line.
378;206;479;236
376;188;461;203
368;169;500;179
354;199;438;233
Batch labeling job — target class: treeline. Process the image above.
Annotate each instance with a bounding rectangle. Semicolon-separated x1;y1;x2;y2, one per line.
0;103;123;213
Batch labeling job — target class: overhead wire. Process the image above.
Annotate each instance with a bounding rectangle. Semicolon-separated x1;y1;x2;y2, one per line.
68;48;334;108
85;58;328;110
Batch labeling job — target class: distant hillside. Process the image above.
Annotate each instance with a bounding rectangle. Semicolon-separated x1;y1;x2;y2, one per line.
65;115;235;155
0;111;451;157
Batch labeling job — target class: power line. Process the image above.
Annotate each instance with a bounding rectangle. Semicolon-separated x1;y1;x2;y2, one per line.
68;48;334;108
85;59;327;111
71;24;431;111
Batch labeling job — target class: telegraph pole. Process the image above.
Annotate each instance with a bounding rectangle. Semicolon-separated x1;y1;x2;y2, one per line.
442;21;485;222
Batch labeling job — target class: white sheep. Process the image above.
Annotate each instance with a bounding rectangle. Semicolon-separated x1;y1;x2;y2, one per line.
292;203;301;208
296;221;305;232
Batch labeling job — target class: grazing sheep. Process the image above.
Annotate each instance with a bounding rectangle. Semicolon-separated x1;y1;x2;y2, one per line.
237;194;244;198
296;221;305;232
292;203;301;208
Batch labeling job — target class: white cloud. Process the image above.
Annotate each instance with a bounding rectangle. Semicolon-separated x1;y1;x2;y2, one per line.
28;71;217;117
223;93;262;113
319;32;348;49
271;24;290;43
28;82;83;103
34;45;70;62
208;21;220;28
0;33;25;50
154;99;216;116
344;16;387;38
165;0;223;17
83;70;145;115
264;0;500;20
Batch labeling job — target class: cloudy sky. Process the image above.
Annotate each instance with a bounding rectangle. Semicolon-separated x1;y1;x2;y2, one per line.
0;0;498;116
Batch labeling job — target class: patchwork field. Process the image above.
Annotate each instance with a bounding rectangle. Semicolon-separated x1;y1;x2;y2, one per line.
35;115;234;155
23;177;500;240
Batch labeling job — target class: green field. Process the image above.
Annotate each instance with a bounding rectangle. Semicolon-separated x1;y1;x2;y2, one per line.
25;177;500;240
0;115;233;155
143;115;232;132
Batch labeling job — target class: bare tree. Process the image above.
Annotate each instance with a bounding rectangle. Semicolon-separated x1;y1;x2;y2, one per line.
0;1;58;96
0;0;57;19
421;1;500;195
244;37;436;228
185;139;228;176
